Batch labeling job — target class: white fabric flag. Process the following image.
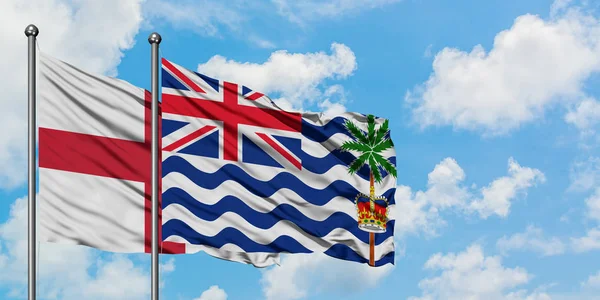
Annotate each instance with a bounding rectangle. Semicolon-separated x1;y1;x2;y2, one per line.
38;53;151;253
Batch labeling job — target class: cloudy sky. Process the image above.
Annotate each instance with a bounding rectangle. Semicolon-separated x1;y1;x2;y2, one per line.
1;0;600;299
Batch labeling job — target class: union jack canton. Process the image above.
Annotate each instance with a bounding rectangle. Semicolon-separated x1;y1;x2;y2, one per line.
161;58;302;170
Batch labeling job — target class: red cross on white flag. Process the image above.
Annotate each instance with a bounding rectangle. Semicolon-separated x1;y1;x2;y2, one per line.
37;53;183;254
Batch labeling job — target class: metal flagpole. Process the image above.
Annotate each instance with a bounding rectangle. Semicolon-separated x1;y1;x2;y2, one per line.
25;24;39;300
148;32;162;300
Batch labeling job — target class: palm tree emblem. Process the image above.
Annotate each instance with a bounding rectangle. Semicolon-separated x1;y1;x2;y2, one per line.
342;114;396;183
341;114;396;266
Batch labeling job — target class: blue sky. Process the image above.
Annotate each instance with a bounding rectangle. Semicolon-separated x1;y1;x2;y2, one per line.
1;0;600;299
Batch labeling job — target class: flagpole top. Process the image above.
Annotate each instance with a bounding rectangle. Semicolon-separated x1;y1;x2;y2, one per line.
148;32;162;44
24;24;39;37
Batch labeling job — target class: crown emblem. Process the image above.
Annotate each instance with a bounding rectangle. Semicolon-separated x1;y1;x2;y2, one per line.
354;193;389;233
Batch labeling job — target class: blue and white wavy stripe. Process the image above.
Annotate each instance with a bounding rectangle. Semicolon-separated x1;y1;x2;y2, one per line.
163;173;391;219
300;149;396;181
162;203;395;263
162;153;397;202
163;150;396;190
302;117;352;143
162;113;397;266
163;188;395;244
163;156;395;206
162;159;396;265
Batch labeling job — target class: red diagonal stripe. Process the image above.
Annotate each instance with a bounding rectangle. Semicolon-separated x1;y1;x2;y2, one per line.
245;92;264;101
162;58;206;93
256;132;302;170
163;125;217;152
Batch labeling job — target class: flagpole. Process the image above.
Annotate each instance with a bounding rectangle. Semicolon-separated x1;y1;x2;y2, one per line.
25;24;39;300
149;32;162;300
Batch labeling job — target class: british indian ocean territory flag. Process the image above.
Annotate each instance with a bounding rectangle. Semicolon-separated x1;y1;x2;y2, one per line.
161;58;397;267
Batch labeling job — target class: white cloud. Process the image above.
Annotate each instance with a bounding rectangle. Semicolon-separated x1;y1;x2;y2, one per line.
318;99;347;116
571;228;600;252
0;197;151;299
505;290;553;300
564;97;600;134
409;244;538;300
144;0;243;37
569;171;600;254
0;0;144;188
585;188;600;222
249;36;278;49
395;157;545;238
317;85;348;116
581;270;600;289
496;225;566;256
550;0;575;17
569;184;600;252
80;255;149;300
197;43;357;111
424;44;434;58
569;157;600;192
272;0;402;25
194;285;228;300
393;157;468;237
406;4;600;135
143;0;278;48
423;157;470;209
147;0;404;32
160;257;176;273
468;158;546;218
394;184;447;237
537;270;600;299
260;253;393;300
